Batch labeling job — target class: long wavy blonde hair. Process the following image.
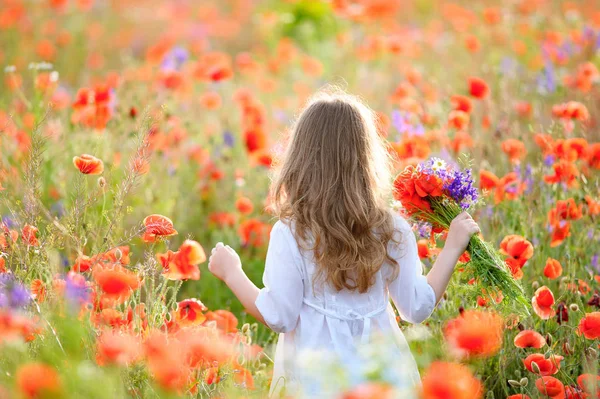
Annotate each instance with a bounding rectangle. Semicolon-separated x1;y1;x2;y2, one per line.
272;89;400;293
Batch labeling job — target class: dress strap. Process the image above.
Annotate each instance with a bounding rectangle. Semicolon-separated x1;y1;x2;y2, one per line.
303;299;388;344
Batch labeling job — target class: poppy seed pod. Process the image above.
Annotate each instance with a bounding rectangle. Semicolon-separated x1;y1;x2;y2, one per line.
569;303;579;312
98;176;106;188
532;281;539;289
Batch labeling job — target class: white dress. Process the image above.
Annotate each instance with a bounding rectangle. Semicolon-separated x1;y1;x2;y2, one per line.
255;214;437;397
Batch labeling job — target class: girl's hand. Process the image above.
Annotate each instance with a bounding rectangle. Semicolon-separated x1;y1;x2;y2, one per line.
208;242;242;284
444;212;480;258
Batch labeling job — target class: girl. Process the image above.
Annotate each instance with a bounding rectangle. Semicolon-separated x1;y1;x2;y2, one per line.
208;90;480;396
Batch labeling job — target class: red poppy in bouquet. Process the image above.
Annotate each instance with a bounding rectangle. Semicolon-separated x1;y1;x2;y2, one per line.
393;158;528;311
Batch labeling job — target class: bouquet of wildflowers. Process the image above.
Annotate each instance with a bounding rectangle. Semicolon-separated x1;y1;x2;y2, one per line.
393;158;529;312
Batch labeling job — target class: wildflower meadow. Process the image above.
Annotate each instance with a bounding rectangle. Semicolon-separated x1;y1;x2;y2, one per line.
1;0;600;398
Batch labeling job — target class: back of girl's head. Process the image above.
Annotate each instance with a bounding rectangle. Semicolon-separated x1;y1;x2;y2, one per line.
272;88;399;293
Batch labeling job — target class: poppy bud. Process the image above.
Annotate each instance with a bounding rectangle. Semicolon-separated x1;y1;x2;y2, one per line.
545;333;552;346
531;361;541;374
98;177;106;188
129;107;137;118
458;306;465;315
242;323;250;334
531;281;539;290
517;323;525;331
508;379;521;388
114;248;122;262
519;377;529;386
443;292;448;301
569;303;579;312
563;341;572;355
586;347;597;358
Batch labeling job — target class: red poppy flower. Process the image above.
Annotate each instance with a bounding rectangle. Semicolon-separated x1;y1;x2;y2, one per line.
204;310;238;333
534;134;555;155
92;265;141;303
443;310;504;358
177;327;236;369
414;173;443;198
588;142;600;169
450;95;473;113
532;286;555;320
501;139;527;163
73;154;104;175
577;312;600;340
506;395;531;399
144;330;190;391
550;221;571;248
536;376;565;398
157;239;205;281
16;363;62;399
142;214;178;242
523;353;563;376
585;195;600;216
0;310;41;343
175;299;207;326
577;374;600;396
544;160;579;188
341;382;394;399
544;258;563;280
21;224;39;246
448;110;470;130
238;219;271;247
421;361;483;399
479;170;499;191
468;77;490;99
235;196;254;215
514;330;546;348
551;101;589;121
499;235;533;278
96;330;141;366
30;279;46;303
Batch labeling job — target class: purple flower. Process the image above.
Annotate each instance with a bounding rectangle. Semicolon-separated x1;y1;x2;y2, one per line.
419;158;479;209
161;46;189;71
443;167;479;209
391;110;424;137
223;131;235;147
0;274;30;309
416;222;432;239
65;276;90;307
544;154;555;167
1;216;15;229
499;57;518;76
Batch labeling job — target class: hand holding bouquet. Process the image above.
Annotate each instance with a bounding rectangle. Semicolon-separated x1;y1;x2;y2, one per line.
393;158;529;312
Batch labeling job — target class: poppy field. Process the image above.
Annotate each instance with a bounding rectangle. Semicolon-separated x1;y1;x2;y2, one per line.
1;0;600;398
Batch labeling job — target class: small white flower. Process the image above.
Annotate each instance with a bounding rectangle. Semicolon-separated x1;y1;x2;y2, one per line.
39;62;53;70
4;65;16;73
49;71;59;82
430;157;446;172
235;178;246;187
28;62;35;70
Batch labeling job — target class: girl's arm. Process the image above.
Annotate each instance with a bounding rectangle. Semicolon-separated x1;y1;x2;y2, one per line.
426;212;480;303
208;243;266;325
